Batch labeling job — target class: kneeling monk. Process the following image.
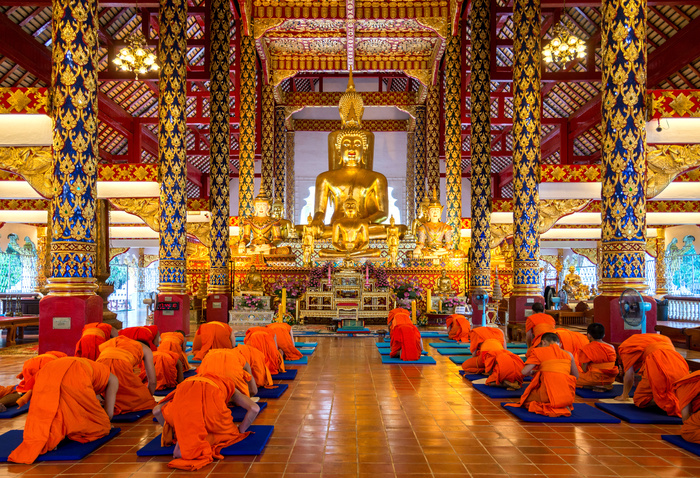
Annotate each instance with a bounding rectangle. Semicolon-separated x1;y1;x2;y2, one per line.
674;371;700;443
525;303;554;348
244;328;285;375
153;372;260;471
0;351;67;412
192;322;234;361
75;323;117;361
158;330;191;371
461;327;506;374
388;308;412;330
482;344;525;390
446;314;471;343
233;344;273;388
199;348;258;396
153;350;184;391
119;325;160;351
390;322;423;361
554;328;589;371
616;334;688;417
577;323;618;390
97;336;156;415
266;322;302;361
8;357;118;464
507;333;578;417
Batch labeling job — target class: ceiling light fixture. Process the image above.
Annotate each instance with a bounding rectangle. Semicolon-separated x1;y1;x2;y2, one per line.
112;31;159;80
542;13;586;65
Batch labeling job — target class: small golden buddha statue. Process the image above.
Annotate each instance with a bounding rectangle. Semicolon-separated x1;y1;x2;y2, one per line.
238;190;291;255
240;265;264;296
386;215;400;266
302;214;314;267
271;200;294;239
318;198;380;258
434;270;453;296
413;189;453;259
411;197;430;237
562;265;589;301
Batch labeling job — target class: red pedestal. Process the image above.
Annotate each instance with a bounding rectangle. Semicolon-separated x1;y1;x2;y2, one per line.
508;295;545;324
206;293;230;323
470;296;487;326
39;294;103;355
154;293;191;335
593;294;657;345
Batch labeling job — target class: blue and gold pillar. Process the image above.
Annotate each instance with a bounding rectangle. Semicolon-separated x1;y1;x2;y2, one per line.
426;80;440;196
445;28;462;248
154;0;189;333
40;0;103;354
274;105;286;205
469;0;492;326
594;0;653;339
285;128;295;223
509;0;544;322
261;84;274;197
406;130;416;227
206;0;231;322
239;34;257;217
414;105;427;206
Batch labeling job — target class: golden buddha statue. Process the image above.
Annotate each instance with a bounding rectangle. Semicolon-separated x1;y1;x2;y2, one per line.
413;189;453;259
562;265;589;301
302;214;314;267
411;197;430;237
318;198;380;258
271;200;294;239
240;264;264;296
238;190;291;255
386;216;400;266
434;270;453;296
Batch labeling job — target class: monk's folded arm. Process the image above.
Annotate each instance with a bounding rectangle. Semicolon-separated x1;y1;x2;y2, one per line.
141;345;158;394
521;364;536;376
683;403;692;421
230;390;260;433
176;361;184;383
104;373;119;420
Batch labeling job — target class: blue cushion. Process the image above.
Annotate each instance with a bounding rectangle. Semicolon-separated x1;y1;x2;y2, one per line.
154;387;174;397
294;342;317;347
183;369;197;379
271;370;297;380
662;435;700;456
472;383;525;398
381;356;436;365
111;409;151;422
594;403;683;424
378;348;427;356
0;428;120;462
285;357;308;365
256;384;288;399
502;403;621;423
230;401;267;421
186;354;201;364
300;349;314;356
420;332;447;337
0;403;29;419
575;385;634;399
136;425;274;457
437;349;472;356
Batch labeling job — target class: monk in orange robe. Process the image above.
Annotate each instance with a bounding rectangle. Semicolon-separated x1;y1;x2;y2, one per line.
0;351;67;412
244;329;285;375
158;331;191;371
75;323;117;360
673;371;700;443
616;334;689;417
153;373;260;471
529;321;556;349
388;308;409;326
507;333;578;417
525;303;555;348
199;348;258;396
8;357;119;464
461;327;506;373
119;325;160;351
446;314;471;343
482;344;525;389
233;344;273;388
153;350;184;391
192;322;234;361
390;323;423;361
266;322;302;361
97;336;157;415
462;338;506;374
576;323;619;390
554;328;589;371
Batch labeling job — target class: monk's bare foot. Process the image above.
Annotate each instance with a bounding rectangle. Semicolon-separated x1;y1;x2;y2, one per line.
503;380;521;390
614;395;631;402
0;404;6;413
174;442;182;459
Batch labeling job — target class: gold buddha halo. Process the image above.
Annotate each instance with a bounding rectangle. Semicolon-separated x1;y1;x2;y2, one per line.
338;70;364;129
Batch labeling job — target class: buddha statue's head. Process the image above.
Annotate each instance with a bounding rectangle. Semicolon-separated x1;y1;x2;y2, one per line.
416;197;430;221
342;197;359;218
335;129;369;168
427;188;443;222
253;190;272;217
390;215;395;226
271;200;284;219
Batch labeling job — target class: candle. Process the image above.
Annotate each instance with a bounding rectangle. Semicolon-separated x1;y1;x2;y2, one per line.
281;288;287;315
438;299;442;313
427;289;432;313
328;266;331;285
411;300;417;324
277;303;284;322
365;265;368;283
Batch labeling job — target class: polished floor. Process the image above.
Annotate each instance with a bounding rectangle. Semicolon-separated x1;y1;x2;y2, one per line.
1;335;700;477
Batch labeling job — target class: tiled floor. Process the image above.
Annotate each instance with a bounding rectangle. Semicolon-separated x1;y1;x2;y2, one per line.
1;335;700;477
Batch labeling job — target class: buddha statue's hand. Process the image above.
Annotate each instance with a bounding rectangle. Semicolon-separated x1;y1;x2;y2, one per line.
237;243;246;254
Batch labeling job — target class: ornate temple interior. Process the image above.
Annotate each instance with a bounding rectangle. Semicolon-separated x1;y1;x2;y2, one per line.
2;0;700;476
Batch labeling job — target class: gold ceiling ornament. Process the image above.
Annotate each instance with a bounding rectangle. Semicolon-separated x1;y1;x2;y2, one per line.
403;69;432;88
645;238;657;258
395;104;417;131
254;18;286;40
309;38;346;54
415;17;448;39
490;224;513;249
538;199;590;233
271;69;299;86
112;31;159;80
0;146;54;198
571;248;597;265
647;144;700;198
398;38;435;54
186;222;212;248
356;38;392;54
668;93;696;117
542;17;586;65
267;38;305;54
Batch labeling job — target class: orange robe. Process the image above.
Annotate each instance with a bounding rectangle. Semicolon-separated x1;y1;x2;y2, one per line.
507;344;577;417
389;314;413;331
244;330;285;375
462;338;505;374
388;308;410;327
446;314;471;343
577;341;619;388
158;332;191;370
529;322;556;349
673;371;700;443
619;334;689;417
232;344;273;388
555;328;589;371
97;336;156;415
192;322;233;361
160;373;250;471
483;348;525;387
153;350;180;391
526;312;556;334
119;325;159;351
15;351;67;407
198;349;253;397
8;357;111;464
389;323;422;361
266;323;302;361
75;323;113;361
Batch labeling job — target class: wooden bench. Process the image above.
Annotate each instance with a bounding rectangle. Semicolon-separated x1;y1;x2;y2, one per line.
0;315;40;346
654;321;700;349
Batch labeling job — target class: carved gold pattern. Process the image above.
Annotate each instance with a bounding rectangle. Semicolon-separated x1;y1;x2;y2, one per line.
274;105;287;204
414;105;427;205
261;84;275;197
254;18;286;40
285;130;295;223
402;69;432;87
445;30;461;250
647;145;700;198
0;147;53;199
415;17;448;38
655;228;667;295
572;248;597;265
271;69;298;86
0;88;49;114
239;34;257;218
406;131;416;227
426;78;440;197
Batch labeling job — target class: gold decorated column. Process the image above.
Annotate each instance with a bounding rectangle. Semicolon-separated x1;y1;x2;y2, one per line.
406;130;416;226
470;0;492;294
445;27;462;247
285;128;295;223
238;34;257;217
655;228;667;295
274;105;287;205
426;80;440;196
261;84;274;197
207;0;230;297
414;105;427;205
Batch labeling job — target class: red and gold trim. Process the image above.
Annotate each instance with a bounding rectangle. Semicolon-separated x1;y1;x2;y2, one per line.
0;88;49;114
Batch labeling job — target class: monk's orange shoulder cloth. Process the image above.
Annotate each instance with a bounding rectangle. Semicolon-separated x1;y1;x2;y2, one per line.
15;351;67;406
555;329;589;370
233;344;273;388
192;322;233;361
266;323;303;361
446;314;470;342
576;342;618;388
75;323;111;361
469;327;504;356
158;332;190;370
674;371;700;443
199;349;252;396
153;350;180;390
526;313;555;333
390;323;422;361
119;326;158;351
244;330;285;375
483;348;525;386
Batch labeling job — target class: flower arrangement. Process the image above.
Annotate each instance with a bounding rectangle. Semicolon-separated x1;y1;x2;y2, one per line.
235;295;265;311
390;277;424;301
282;312;298;325
308;262;338;288
363;262;389;288
441;297;466;310
272;277;307;313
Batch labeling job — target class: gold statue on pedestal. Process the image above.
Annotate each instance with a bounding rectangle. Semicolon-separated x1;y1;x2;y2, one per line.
302;214;314;266
434;270;453;296
410;197;430;237
238;190;291;256
386;216;400;266
562;266;590;301
318;198;380;258
413;189;453;259
271;200;294;239
240;265;264;296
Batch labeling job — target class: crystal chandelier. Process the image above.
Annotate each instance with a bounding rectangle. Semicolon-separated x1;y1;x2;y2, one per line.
542;21;586;65
112;32;159;80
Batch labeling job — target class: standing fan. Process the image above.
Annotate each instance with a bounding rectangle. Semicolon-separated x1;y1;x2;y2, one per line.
143;291;157;324
544;286;555;309
551;289;568;310
619;288;651;331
